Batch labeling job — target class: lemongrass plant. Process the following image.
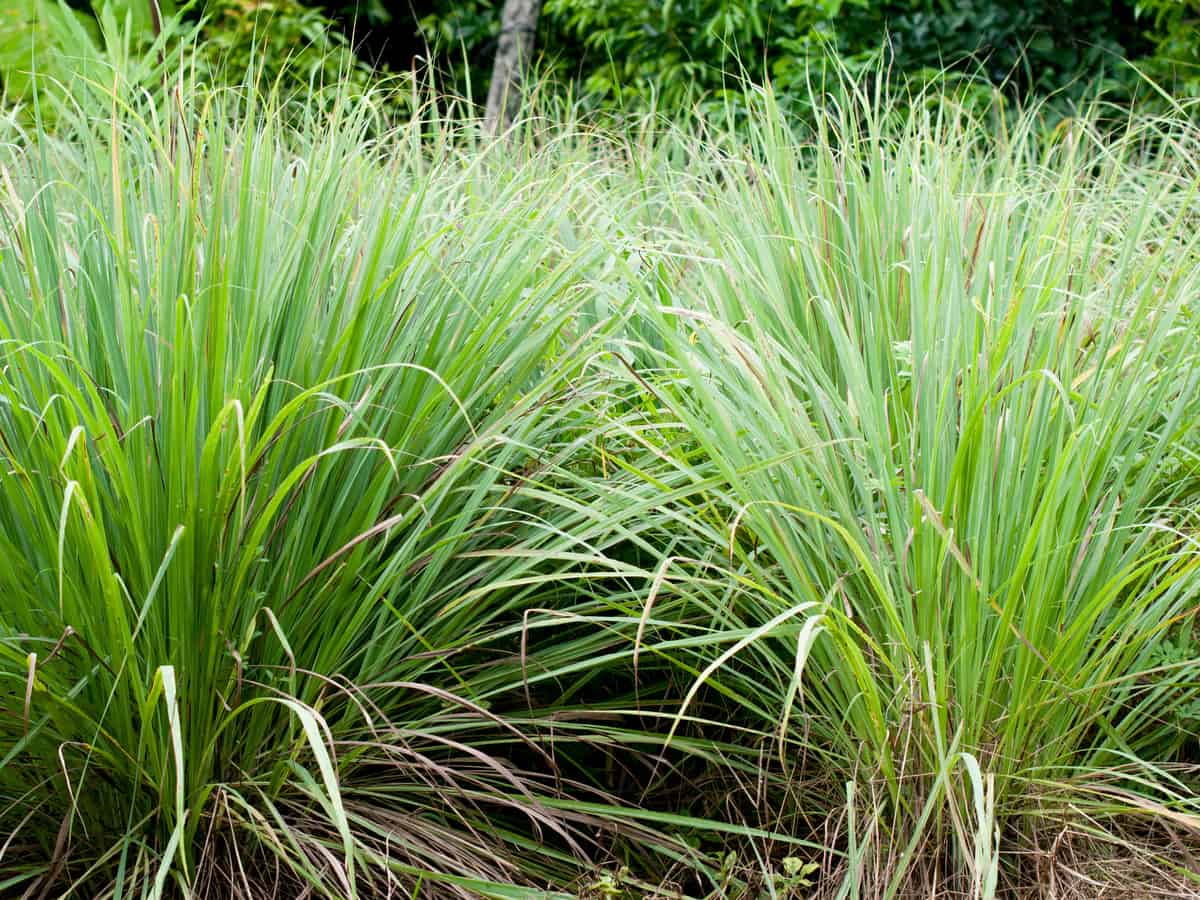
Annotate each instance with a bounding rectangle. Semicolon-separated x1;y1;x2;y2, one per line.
0;74;744;897
602;84;1200;894
5;56;1200;900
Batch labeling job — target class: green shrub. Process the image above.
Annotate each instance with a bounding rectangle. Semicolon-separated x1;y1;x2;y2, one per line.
194;0;375;101
0;0;378;122
412;0;1164;116
1136;0;1200;94
0;0;182;117
834;0;1149;99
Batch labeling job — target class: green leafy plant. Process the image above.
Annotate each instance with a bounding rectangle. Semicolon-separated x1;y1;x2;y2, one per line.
539;0;839;112
0;0;101;102
829;0;1149;99
1136;0;1200;94
0;0;183;112
195;0;376;101
411;0;1169;118
765;857;819;897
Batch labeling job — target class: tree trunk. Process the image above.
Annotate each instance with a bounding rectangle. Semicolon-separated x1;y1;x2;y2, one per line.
483;0;542;135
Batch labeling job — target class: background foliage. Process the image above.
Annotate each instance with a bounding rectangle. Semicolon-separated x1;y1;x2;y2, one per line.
1;0;1196;116
0;0;372;113
405;0;1169;112
1136;0;1200;94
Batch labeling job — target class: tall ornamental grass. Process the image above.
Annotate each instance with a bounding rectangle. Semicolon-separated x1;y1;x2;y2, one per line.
3;67;1200;899
608;87;1200;895
0;84;721;897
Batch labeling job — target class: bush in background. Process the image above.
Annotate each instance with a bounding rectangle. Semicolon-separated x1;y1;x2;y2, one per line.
0;0;180;115
195;0;376;100
1136;0;1200;95
410;0;1165;115
3;0;1196;123
0;0;376;119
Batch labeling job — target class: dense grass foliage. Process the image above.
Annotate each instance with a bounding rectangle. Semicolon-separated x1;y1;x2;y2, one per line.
606;92;1200;895
0;87;716;897
1;77;1199;898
